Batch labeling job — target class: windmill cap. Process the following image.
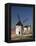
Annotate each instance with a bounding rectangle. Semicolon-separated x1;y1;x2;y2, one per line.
24;25;28;27
16;21;23;26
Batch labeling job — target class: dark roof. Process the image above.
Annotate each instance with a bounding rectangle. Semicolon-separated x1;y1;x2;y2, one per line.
24;26;28;27
16;21;23;26
24;25;31;28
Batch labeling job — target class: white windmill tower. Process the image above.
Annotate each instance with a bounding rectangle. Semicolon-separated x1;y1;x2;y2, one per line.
23;17;29;34
23;17;31;34
16;14;23;36
28;24;31;34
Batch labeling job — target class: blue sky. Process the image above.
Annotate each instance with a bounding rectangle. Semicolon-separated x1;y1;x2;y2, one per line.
11;6;33;29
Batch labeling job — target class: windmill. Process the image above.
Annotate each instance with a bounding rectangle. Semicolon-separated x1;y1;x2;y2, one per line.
16;14;23;36
20;17;28;34
22;17;31;34
16;13;29;35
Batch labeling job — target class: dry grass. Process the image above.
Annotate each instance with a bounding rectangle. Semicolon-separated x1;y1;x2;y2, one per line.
11;30;32;40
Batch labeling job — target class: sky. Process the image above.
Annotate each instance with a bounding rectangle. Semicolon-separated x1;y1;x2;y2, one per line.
11;6;33;29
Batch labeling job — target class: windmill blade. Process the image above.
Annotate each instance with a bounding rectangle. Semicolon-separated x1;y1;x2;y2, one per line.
17;14;20;21
23;18;28;23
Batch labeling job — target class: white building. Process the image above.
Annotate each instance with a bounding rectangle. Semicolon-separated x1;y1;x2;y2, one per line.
28;25;31;31
23;26;28;34
16;21;31;35
16;21;23;36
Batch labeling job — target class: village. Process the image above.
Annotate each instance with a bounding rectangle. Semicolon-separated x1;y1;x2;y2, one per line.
11;14;32;40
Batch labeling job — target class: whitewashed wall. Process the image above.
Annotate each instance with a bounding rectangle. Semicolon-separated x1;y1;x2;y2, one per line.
16;25;22;36
23;27;27;33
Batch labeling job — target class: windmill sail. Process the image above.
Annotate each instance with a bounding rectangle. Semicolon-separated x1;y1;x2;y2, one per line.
16;14;23;26
17;13;29;25
23;17;28;23
17;14;20;21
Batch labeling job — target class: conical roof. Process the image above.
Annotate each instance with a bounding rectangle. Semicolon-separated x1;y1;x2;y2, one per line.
16;21;23;26
24;26;28;27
